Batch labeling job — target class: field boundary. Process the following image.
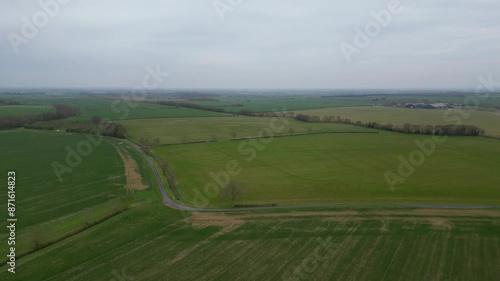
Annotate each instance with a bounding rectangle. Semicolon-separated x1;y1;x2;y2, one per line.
153;131;380;147
231;130;379;141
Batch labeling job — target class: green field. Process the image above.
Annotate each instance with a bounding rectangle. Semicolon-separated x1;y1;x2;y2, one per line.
0;105;54;117
356;93;500;106
188;96;377;112
179;93;500;112
155;133;500;207
1;129;500;280
61;98;228;121
1;95;228;121
2;95;500;280
119;116;377;145
0;130;141;258
2;204;499;281
297;106;500;137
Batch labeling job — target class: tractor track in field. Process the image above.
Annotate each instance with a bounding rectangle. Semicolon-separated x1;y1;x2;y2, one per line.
127;140;500;212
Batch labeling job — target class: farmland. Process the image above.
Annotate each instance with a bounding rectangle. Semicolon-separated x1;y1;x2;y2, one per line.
1;204;499;281
296;107;500;138
179;92;500;112
186;96;377;112
119;116;377;145
0;105;54;117
0;95;228;121
3;0;500;278
1;93;500;281
0;130;148;259
155;133;500;207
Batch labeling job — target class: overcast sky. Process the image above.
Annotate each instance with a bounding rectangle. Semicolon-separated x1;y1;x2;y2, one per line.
1;0;499;89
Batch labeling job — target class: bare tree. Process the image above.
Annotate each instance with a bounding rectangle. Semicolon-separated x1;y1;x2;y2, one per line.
153;137;161;146
158;159;168;171
261;130;270;138
83;209;92;227
223;180;242;207
230;132;237;140
90;115;102;124
139;138;152;152
307;127;312;134
288;128;295;136
29;228;42;250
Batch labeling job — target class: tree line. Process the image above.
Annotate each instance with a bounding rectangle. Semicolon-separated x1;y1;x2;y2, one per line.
294;114;485;136
0;104;78;130
236;109;293;117
154;101;294;117
0;98;21;106
25;115;127;139
155;101;227;113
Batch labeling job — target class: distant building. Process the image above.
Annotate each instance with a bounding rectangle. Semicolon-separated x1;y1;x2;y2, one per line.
405;103;425;109
429;103;448;109
405;103;448;110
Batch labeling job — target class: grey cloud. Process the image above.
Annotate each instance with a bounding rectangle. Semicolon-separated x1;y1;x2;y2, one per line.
1;0;499;89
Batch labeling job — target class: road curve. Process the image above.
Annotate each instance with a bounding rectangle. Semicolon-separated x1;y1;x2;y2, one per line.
128;140;500;212
128;141;197;211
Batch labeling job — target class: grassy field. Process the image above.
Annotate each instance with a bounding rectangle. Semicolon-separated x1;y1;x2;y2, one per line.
296;107;500;137
358;93;500;106
119;116;378;145
1;205;499;281
0;105;54;117
155;133;500;207
1;129;499;280
0;130;150;259
2;101;500;280
61;98;228;121
188;96;377;112
2;95;228;120
187;93;500;112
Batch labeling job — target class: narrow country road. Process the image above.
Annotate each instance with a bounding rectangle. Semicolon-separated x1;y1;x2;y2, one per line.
128;140;500;212
128;141;197;211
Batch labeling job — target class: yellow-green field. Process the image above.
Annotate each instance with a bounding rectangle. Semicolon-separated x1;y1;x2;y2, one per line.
119;116;377;145
0;105;54;117
155;133;500;207
296;107;500;137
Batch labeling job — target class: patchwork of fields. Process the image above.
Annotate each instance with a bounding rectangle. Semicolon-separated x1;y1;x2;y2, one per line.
187;96;377;112
297;107;500;137
1;95;228;121
2;93;500;281
186;93;500;112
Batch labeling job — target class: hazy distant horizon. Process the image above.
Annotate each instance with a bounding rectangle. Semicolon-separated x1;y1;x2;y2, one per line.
1;87;495;95
2;0;499;89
